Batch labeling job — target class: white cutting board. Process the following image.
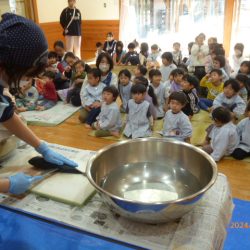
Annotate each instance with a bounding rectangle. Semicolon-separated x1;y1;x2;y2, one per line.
31;173;95;206
1;143;96;206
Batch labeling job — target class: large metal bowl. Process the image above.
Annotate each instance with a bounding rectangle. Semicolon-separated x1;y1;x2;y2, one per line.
86;138;217;223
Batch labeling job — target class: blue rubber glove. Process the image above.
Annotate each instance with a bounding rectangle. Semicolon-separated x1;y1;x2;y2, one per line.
9;173;43;195
36;142;78;168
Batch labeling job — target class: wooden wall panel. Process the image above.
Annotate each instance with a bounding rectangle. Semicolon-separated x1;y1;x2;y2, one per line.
39;20;120;61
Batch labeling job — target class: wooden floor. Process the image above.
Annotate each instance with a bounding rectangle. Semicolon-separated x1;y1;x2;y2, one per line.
29;112;250;201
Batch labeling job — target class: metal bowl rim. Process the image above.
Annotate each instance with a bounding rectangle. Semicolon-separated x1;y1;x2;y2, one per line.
86;138;218;205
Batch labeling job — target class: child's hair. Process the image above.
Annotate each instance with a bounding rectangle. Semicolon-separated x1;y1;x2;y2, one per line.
73;60;85;70
240;61;250;74
131;84;147;94
88;68;101;79
140;42;149;54
128;43;136;49
42;71;55;80
53;40;65;49
235;73;250;95
103;86;119;101
64;52;76;61
106;32;113;37
210;68;223;76
182;74;199;89
116;41;124;49
208;37;217;44
84;64;91;73
96;42;102;48
210;43;225;56
235;73;249;86
214;55;226;68
132;39;139;48
224;79;240;93
96;52;114;71
177;64;188;73
151;44;159;50
212;107;231;124
118;69;131;79
48;51;57;59
234;43;244;54
161;52;173;62
134;76;158;106
149;69;162;80
171;68;185;77
116;41;124;53
169;92;187;106
173;42;180;47
136;65;147;76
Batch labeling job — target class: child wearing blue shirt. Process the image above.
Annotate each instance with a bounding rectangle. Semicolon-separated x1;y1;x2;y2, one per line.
202;107;239;161
212;79;246;120
149;69;167;118
123;84;152;139
79;68;105;127
118;69;132;113
162;92;192;142
231;101;250;160
92;86;122;137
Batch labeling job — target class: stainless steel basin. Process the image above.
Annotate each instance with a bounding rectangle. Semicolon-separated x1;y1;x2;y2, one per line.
86;138;217;223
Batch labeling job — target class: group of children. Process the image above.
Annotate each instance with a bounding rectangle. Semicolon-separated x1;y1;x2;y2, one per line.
9;34;250;163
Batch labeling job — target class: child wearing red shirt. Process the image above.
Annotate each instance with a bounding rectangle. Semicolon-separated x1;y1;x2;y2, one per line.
36;71;58;111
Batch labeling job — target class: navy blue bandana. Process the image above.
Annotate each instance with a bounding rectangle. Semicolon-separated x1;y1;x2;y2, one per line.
0;13;48;68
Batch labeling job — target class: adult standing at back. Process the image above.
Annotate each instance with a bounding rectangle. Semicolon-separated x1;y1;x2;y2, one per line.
190;33;209;80
60;0;82;59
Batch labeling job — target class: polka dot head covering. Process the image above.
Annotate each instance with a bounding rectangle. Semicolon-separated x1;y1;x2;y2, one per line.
0;13;48;68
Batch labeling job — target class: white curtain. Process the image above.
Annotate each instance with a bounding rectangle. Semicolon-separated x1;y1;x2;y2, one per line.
119;0;138;47
120;0;225;56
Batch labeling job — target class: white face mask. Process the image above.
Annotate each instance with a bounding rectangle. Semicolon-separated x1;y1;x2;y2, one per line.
99;63;110;73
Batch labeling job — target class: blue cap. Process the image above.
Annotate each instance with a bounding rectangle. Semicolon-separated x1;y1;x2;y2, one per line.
0;13;48;68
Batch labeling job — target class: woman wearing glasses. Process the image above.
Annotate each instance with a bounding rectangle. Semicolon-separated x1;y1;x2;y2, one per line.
0;13;77;195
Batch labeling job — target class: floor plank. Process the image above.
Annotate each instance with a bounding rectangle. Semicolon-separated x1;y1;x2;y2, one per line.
29;112;250;201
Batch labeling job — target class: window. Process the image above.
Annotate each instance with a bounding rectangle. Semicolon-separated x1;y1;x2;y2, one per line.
120;0;226;56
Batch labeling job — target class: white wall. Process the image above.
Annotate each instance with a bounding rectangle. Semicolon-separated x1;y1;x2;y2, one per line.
37;0;120;23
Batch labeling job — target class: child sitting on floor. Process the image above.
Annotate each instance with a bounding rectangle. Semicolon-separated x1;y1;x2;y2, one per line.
118;69;132;113
202;107;239;162
79;68;105;127
213;55;229;82
162;92;192;142
212;79;246;120
180;74;200;118
66;60;87;106
16;77;38;112
231;101;250;160
172;42;182;66
123;84;152;139
160;52;177;83
134;76;158;120
134;65;147;78
199;69;224;111
169;68;185;94
46;51;59;74
147;44;161;69
235;74;249;103
92;86;122;137
149;69;167;119
36;71;58;111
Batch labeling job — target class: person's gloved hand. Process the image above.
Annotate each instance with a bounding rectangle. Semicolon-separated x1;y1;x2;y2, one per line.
36;142;78;168
9;173;43;195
